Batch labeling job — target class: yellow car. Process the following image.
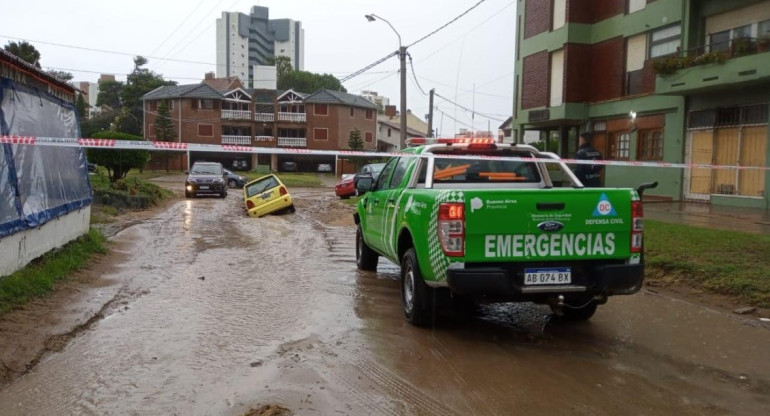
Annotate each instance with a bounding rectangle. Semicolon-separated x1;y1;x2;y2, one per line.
243;174;295;217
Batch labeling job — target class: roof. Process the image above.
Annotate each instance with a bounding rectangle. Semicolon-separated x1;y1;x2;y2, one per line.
378;119;425;137
202;76;241;92
0;49;76;98
142;83;223;100
499;116;513;130
304;89;378;109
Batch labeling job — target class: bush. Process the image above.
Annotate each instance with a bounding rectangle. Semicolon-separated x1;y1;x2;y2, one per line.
110;177;170;205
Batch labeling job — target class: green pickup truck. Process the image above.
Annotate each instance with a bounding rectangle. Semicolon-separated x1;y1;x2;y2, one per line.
354;138;656;326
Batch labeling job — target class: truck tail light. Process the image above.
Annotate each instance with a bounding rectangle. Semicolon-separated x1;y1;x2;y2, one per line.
438;202;465;257
246;200;255;210
630;201;643;253
279;186;288;196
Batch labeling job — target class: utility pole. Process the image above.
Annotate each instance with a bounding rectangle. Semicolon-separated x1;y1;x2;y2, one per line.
399;46;407;149
427;88;435;138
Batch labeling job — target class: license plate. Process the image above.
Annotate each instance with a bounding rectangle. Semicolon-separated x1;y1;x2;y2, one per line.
524;267;571;285
199;185;209;190
260;193;272;200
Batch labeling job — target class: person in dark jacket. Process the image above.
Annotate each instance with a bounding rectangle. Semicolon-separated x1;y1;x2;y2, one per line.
574;132;603;187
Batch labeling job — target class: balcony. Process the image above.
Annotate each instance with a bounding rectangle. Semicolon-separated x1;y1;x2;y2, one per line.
255;113;274;122
277;112;306;123
277;137;306;147
221;135;251;145
655;39;770;95
221;109;251;120
255;135;275;142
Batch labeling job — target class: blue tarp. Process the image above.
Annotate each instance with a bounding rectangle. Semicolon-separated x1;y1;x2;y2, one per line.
0;78;92;238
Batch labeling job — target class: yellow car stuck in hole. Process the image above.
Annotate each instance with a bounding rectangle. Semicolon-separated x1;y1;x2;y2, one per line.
243;174;295;217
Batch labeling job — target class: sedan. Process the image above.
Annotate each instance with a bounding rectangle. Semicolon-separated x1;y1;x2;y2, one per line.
243;174;295;217
223;169;247;188
335;174;355;199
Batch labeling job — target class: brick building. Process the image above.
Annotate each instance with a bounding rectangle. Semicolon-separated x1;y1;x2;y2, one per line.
512;0;770;208
142;74;377;172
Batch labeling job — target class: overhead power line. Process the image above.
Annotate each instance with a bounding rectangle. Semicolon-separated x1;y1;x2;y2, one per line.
147;0;207;58
339;51;398;83
407;0;488;48
434;91;505;122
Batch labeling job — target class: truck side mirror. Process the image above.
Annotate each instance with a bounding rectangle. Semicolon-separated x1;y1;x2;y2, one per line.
356;176;374;195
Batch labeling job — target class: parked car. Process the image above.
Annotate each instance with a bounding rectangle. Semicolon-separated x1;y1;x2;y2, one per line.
185;162;227;198
317;163;332;172
243;174;295;217
335;174;356;199
353;163;386;194
87;162;97;173
223;169;247;188
281;161;297;172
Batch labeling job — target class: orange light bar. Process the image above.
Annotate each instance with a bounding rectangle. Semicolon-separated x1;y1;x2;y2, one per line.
406;137;498;146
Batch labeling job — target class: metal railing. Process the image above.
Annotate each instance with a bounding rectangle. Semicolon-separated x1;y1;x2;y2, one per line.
221;135;251;145
221;109;251;120
255;135;275;141
255;113;274;122
277;137;306;147
277;112;306;123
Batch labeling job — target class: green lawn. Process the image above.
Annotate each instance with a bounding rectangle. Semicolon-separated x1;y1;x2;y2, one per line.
645;220;770;307
0;228;107;316
242;172;324;188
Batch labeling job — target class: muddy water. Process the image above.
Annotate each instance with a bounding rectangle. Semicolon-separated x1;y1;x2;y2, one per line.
0;189;768;415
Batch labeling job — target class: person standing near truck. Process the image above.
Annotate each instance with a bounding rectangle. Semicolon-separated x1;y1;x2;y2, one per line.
574;132;603;187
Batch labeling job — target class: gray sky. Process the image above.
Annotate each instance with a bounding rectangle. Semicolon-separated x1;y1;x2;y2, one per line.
1;0;517;135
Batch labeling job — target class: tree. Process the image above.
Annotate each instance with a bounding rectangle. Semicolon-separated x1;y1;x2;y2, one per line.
155;100;175;142
119;56;176;135
278;70;346;93
46;70;73;83
348;128;364;151
87;131;150;182
267;55;294;84
96;79;124;110
4;41;41;68
75;93;87;121
80;112;115;138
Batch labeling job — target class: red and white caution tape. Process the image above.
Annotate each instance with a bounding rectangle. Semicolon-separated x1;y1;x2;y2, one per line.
1;135;769;171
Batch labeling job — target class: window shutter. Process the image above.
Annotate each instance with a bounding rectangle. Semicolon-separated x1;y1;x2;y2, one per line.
552;0;566;30
549;49;564;108
626;34;647;72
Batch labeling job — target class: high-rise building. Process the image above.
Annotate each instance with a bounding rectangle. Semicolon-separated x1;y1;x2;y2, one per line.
216;6;304;88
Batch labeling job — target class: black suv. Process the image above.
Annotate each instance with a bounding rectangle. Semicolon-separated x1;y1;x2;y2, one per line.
185;162;227;198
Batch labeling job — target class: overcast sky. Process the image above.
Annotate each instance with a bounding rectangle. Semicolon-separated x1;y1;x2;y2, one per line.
2;0;517;135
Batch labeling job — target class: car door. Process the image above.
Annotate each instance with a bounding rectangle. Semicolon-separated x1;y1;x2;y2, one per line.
364;158;397;253
376;157;412;258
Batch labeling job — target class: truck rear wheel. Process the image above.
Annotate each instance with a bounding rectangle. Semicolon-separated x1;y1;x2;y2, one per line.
356;225;378;271
401;248;435;327
560;300;598;321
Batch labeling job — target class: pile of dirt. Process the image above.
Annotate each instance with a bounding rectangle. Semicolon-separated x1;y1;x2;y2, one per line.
242;404;291;416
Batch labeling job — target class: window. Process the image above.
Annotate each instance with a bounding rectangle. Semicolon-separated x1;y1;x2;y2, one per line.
628;0;645;14
387;128;391;137
610;133;630;159
626;33;648;95
349;107;355;117
365;132;373;143
365;109;374;119
760;19;770;38
148;124;155;138
149;101;157;111
552;0;566;30
313;128;328;141
314;104;328;116
638;130;663;160
431;156;542;184
549;49;564;107
376;158;398;190
198;124;213;137
197;99;214;110
650;25;681;58
388;157;412;189
710;30;730;52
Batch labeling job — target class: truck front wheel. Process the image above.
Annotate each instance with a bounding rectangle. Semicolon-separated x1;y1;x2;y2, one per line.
356;225;378;271
401;248;435;327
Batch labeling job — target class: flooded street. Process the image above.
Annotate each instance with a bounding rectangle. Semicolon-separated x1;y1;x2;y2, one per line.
1;188;769;415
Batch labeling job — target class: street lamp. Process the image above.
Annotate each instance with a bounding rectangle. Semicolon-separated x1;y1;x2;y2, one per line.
365;13;407;150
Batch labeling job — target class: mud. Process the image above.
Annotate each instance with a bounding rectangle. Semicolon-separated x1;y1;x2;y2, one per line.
0;185;769;415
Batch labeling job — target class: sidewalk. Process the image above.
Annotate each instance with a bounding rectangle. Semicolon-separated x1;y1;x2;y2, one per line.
644;201;770;235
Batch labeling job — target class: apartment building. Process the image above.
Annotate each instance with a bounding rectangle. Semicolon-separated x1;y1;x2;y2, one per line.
512;0;770;207
216;6;304;88
142;75;376;171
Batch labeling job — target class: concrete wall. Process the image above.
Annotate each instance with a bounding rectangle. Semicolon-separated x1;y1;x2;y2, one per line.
0;207;91;278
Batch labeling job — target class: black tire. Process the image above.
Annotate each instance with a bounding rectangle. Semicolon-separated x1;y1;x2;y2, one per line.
340;195;350;200
220;191;227;198
185;191;193;198
560;299;598;321
289;204;296;213
228;179;236;188
356;225;378;271
450;294;477;321
401;248;436;327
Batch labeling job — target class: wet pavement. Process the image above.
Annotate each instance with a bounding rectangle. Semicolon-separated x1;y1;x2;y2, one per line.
645;201;770;234
0;188;769;415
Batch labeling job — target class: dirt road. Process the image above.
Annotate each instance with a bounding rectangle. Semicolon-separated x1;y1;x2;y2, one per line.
0;188;768;415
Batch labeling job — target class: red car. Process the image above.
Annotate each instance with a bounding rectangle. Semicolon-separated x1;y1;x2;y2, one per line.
335;174;356;199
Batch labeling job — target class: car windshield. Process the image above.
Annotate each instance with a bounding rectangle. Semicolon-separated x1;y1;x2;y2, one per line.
191;164;221;175
246;176;279;197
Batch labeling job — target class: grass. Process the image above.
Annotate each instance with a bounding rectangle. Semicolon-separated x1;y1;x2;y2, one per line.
90;169;174;205
242;172;324;188
0;228;107;316
645;220;770;307
341;196;360;206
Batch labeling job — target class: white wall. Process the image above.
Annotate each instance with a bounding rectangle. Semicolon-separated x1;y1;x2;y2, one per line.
254;65;277;90
0;207;91;278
